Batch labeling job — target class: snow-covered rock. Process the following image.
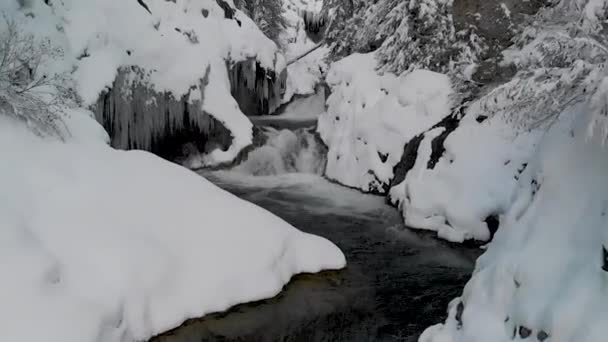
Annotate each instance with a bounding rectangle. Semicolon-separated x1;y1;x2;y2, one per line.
0;110;345;342
388;109;542;243
4;0;286;165
420;105;608;342
317;53;453;193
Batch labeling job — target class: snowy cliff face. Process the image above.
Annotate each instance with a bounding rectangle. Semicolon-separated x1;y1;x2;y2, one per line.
8;0;287;165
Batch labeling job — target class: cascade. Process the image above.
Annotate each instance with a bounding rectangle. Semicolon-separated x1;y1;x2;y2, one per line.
232;126;327;176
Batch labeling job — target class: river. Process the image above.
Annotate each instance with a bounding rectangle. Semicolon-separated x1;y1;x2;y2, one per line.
151;123;479;341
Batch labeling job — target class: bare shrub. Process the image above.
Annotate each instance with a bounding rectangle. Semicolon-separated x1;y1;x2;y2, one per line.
0;14;73;138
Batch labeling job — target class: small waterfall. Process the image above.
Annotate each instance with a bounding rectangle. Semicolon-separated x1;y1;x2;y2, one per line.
232;126;327;176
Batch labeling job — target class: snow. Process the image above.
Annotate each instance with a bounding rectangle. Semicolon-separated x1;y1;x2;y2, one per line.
280;0;328;103
4;0;285;165
255;84;326;123
0;111;345;342
389;113;542;243
317;53;453;193
420;104;608;342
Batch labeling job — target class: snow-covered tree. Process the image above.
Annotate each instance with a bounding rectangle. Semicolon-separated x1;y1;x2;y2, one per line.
322;0;485;76
234;0;286;43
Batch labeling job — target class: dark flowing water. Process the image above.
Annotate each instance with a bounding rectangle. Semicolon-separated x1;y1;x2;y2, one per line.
152;172;480;342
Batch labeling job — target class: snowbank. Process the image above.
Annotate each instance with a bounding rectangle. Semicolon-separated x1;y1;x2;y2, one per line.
389;112;542;243
317;53;453;193
0;114;345;342
4;0;285;164
420;105;608;342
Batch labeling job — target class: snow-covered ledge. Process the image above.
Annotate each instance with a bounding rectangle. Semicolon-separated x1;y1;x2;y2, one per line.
420;106;608;342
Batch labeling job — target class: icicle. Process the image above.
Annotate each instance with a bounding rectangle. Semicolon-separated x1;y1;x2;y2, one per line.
92;66;232;160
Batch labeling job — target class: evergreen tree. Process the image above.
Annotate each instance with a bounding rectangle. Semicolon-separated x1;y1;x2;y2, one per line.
322;0;485;76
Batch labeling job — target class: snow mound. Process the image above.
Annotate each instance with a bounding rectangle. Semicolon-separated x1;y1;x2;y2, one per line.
389;112;542;243
0;115;345;342
317;53;453;193
420;105;608;342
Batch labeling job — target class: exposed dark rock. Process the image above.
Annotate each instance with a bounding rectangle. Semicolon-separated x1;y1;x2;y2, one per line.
475;115;488;123
389;134;425;190
390;110;465;194
201;8;209;17
519;325;532;339
455;301;464;328
136;0;152;14
453;0;548;57
537;330;549;341
453;0;549;84
378;152;389;163
517;163;528;174
93;66;232;161
427;114;461;170
228;58;287;116
531;179;541;196
473;58;517;85
216;0;236;20
485;214;500;240
603;246;608;272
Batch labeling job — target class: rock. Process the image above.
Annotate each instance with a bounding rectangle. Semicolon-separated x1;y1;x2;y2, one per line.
453;0;548;57
603;245;608;272
427;114;461;170
215;0;235;19
485;214;500;240
455;301;464;328
519;326;532;339
537;330;549;341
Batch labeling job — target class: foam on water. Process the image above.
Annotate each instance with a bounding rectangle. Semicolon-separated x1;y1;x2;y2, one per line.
233;127;327;176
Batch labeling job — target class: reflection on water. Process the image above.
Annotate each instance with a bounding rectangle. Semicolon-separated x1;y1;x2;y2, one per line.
152;172;480;342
